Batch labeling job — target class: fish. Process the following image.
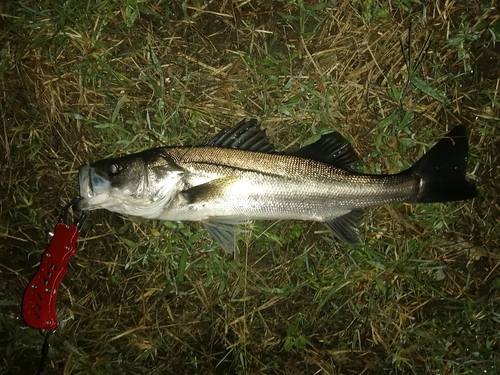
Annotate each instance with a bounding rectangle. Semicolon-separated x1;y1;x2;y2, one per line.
76;119;477;252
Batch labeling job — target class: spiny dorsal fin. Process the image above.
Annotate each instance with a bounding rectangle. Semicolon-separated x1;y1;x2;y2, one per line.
293;131;358;170
206;119;275;152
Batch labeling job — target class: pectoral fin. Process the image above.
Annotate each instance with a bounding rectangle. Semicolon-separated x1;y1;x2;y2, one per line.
180;177;239;204
323;209;363;244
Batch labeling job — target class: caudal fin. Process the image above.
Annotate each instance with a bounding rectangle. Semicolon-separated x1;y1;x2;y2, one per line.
406;126;477;203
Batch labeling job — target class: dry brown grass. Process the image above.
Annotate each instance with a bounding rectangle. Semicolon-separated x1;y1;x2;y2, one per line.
1;0;499;374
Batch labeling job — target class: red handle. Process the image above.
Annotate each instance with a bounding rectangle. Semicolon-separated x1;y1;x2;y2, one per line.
22;223;81;330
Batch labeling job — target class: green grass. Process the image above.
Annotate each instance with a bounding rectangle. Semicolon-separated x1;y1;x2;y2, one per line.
1;0;499;374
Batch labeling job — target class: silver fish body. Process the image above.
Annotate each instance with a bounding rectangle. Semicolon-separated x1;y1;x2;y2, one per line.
147;147;419;220
77;119;477;252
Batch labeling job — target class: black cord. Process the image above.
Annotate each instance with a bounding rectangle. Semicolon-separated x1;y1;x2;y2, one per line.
35;330;55;375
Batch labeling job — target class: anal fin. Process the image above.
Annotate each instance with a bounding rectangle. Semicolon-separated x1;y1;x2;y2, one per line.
323;209;363;244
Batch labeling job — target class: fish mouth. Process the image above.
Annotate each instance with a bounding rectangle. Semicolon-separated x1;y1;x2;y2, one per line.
76;165;111;210
78;165;92;197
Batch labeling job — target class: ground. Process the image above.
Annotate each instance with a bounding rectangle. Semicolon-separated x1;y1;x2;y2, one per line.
0;0;499;374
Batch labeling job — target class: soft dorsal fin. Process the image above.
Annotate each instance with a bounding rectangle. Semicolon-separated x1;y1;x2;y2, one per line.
206;119;276;152
293;131;358;170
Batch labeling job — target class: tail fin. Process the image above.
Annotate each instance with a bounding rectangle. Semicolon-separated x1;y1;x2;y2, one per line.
406;126;477;203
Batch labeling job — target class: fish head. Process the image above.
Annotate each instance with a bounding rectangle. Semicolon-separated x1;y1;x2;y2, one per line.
76;149;184;218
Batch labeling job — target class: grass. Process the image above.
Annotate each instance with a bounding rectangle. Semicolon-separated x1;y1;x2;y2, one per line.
1;0;499;374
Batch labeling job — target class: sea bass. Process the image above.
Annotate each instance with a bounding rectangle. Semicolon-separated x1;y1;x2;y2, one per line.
76;119;477;252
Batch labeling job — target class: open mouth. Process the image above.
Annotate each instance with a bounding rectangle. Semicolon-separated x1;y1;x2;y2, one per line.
78;165;92;199
76;165;111;210
75;165;92;210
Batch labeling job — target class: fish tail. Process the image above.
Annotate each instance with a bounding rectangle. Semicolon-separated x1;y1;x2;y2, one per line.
405;125;477;203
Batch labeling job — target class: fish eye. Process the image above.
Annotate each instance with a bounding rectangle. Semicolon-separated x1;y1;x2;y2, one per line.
107;160;121;175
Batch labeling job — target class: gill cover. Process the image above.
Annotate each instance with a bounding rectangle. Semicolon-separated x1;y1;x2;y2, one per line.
77;149;185;218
